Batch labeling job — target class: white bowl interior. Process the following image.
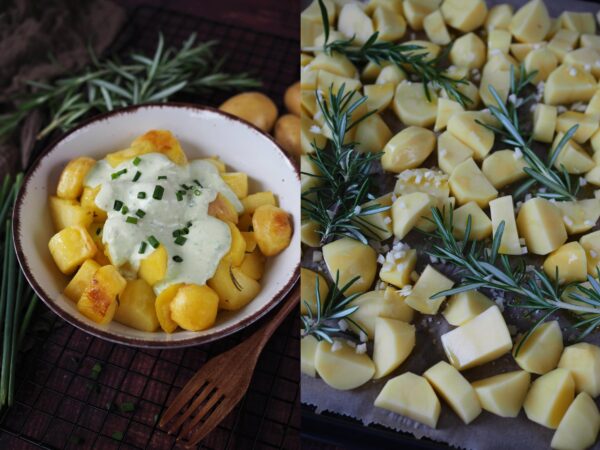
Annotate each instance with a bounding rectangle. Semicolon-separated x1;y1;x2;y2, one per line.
15;105;300;346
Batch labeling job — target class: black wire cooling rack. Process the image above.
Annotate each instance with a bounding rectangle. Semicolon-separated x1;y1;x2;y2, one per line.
0;5;300;450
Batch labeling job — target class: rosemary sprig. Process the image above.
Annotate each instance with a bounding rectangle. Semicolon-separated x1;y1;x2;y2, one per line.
425;206;600;352
301;273;364;343
0;33;260;141
481;71;579;201
301;84;389;245
307;0;470;107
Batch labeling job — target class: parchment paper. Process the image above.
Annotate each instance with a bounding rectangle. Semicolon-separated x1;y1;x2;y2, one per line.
301;1;600;449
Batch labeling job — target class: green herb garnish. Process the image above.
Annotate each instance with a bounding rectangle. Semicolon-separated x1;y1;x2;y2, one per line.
132;171;142;182
152;185;164;200
111;432;123;441
174;236;187;246
91;362;102;380
111;168;127;180
133;157;141;166
148;236;159;248
137;192;146;199
113;200;123;211
157;175;167;180
118;402;136;413
176;191;184;201
173;256;183;263
135;209;145;218
121;205;129;215
139;241;147;254
126;216;138;224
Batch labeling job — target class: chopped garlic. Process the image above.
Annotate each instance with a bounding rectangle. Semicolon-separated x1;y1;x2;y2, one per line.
330;340;342;352
591;250;598;258
580;177;588;187
514;147;523;160
355;343;367;354
383;216;392;225
359;330;368;343
563;215;574;226
312;251;323;263
377;254;385;264
569;68;578;77
338;319;348;332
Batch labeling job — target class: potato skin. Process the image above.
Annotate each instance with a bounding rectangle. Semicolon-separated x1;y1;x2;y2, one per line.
274;114;301;157
220;92;278;132
284;81;301;116
252;205;292;256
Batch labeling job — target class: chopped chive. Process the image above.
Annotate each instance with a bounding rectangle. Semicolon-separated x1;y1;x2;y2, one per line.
121;205;129;215
111;431;123;441
182;227;189;235
133;156;141;166
91;363;102;380
186;221;192;227
132;171;142;182
135;209;146;218
173;256;183;263
111;168;127;179
176;191;184;201
153;185;164;200
95;227;102;236
174;236;187;246
139;241;147;254
137;192;146;199
172;229;181;238
158;175;167;180
119;402;136;413
181;183;191;190
113;200;123;211
193;179;203;187
194;189;201;196
126;216;138;224
148;236;159;248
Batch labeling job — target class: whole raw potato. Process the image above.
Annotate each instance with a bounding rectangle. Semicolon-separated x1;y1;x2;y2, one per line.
284;81;301;116
220;92;278;132
274;114;301;157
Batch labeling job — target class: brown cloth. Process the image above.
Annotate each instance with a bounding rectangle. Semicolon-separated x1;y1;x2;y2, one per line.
0;0;126;179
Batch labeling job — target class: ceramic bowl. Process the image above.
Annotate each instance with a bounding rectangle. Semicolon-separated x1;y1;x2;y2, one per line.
13;103;300;348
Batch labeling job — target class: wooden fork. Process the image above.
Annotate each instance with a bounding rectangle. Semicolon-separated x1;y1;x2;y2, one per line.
159;284;299;446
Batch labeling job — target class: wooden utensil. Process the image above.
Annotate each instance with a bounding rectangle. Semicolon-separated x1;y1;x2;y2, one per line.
159;284;299;446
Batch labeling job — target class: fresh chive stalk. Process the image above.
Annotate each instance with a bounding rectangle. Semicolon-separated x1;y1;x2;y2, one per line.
132;157;141;166
152;185;164;200
132;171;142;182
148;236;160;248
111;168;127;179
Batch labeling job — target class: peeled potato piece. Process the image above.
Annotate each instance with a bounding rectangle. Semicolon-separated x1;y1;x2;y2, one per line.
392;82;438;128
482;150;528;189
373;317;415;379
523;368;575;429
405;265;454;315
391;192;435;240
322;238;377;296
516;198;567;255
580;231;600;276
349;289;414;338
301;335;319;377
437;131;474;175
301;268;329;315
543;242;588;284
544;65;597;105
382;126;436;173
155;283;183;333
485;4;513;31
314;340;375;390
220;92;278;133
447;112;494;160
449;32;486;70
473;371;531;418
170;284;219;332
514;321;564;375
452;201;493;241
510;0;550;43
490;195;521;255
449;158;498;208
551;392;600;450
558;343;600;397
442;290;494;326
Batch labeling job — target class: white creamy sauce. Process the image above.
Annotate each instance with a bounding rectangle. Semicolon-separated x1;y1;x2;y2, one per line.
84;153;243;294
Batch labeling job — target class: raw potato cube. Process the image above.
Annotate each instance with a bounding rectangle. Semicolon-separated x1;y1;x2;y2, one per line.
434;98;463;132
424;361;482;424
402;0;432;30
88;223;110;266
349;290;387;338
209;192;239;224
301;268;329;315
437;131;473;175
64;259;100;302
155;283;182;333
482;150;528;189
375;65;407;88
301;220;321;247
488;29;511;57
301;0;335;24
558;343;600;397
241;191;276;214
516;198;567;255
543;242;588;284
49;196;93;231
514;321;563;375
394;168;450;199
364;83;394;112
452;201;492;241
581;33;600;50
56;157;96;199
391;192;435;240
77;265;126;325
114;279;159;332
252;205;292;257
447;112;494;160
555;199;600;235
337;3;374;45
357;193;393;241
392;82;438;128
510;42;543;62
449;32;486;70
564;48;600;79
510;0;550;43
80;186;107;222
240;249;266;280
485;4;513;31
586;90;600;115
524;48;558;83
523;368;575;429
423;10;450;45
442;290;494;326
444;80;481;110
301;116;326;154
580;230;600;275
441;306;512;370
544;65;597;105
548;29;580;62
416;196;455;233
405;265;454;315
551;392;600;450
379;249;417;288
301;155;322;193
532;104;557;143
129;129;187;165
479;64;511;106
170;284;219;331
552;132;594;175
374;372;441;428
307;52;357;78
449;158;498;208
314;340;375;390
372;6;406;41
322;238;377;296
382;287;415;322
208;260;261;311
48;225;98;275
557;112;600;144
301;16;323;48
364;0;404;14
440;0;487;32
355;114;392;154
373;317;415;378
472;371;531;418
301;335;319;377
560;11;596;34
138;245;167;286
490;196;521;255
361;61;387;83
221;172;249;199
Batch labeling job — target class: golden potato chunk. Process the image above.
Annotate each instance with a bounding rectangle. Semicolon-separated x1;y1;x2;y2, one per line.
208;192;239;224
208;260;261;310
48;225;98;275
514;321;563;375
241;191;276;214
224;222;246;266
77;265;126;325
114;279;159;332
523;368;575;429
64;259;100;302
252;205;292;256
155;283;183;333
129;129;188;166
80;186;107;222
452;201;493;241
516;198;567;255
49;196;93;231
170;284;219;331
449;158;498;208
56;157;95;200
138;245;168;286
221;172;248;199
240;249;266;281
220;92;278;133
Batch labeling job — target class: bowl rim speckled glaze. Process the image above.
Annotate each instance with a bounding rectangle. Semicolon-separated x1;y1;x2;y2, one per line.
13;102;300;348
